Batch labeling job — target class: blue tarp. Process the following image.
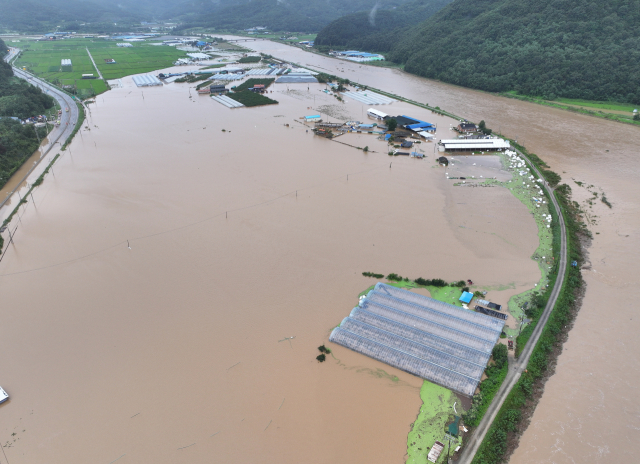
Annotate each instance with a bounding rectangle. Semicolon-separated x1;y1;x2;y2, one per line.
459;292;473;304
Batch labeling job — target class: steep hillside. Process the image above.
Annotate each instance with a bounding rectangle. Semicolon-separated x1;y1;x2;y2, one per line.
387;0;640;103
0;0;185;32
177;0;413;33
314;0;454;51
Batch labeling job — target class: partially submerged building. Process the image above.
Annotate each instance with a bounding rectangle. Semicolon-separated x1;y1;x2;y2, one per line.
329;283;504;396
439;138;511;152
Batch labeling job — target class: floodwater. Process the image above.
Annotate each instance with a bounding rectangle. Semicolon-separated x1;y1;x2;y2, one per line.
0;40;636;464
0;66;542;462
238;40;640;462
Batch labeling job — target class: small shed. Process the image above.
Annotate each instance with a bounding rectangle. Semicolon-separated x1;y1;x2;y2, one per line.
458;123;477;132
459;291;473;304
304;115;321;121
401;140;413;148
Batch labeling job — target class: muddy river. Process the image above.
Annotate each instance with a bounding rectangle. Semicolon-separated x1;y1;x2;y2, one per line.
0;39;638;463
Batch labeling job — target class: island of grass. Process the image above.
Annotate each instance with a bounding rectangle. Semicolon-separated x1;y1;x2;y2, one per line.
238;56;262;63
228;90;278;107
234;78;275;92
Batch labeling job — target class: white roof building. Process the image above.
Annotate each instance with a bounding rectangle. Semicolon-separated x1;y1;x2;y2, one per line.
439;138;511;151
132;74;163;87
187;53;210;60
61;59;72;66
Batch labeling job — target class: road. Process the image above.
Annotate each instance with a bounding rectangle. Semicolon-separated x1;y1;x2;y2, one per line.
1;48;80;211
85;47;104;79
457;150;568;464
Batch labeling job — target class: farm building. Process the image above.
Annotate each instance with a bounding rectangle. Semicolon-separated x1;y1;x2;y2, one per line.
394;115;435;132
439;138;511;152
275;73;318;83
132;74;163;87
117;43;133;48
187;53;210;61
367;108;388;120
61;59;72;67
458;122;477;132
329;283;504;396
338;51;385;62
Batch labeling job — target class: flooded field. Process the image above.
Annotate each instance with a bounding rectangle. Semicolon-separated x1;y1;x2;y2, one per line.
0;68;542;462
1;39;638;464
235;40;640;462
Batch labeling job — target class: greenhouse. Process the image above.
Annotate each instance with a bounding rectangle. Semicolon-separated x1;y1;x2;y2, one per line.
329;284;504;396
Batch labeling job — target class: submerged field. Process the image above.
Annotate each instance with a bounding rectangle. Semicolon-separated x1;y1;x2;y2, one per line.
14;39;189;97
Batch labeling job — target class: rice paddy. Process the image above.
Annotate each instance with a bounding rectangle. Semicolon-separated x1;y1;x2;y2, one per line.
14;38;189;97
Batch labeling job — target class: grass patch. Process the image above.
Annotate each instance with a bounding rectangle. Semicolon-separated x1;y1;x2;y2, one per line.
14;38;189;96
227;91;278;107
407;379;462;464
500;92;640;126
471;148;588;464
463;345;508;427
238;56;261;63
233;78;275;92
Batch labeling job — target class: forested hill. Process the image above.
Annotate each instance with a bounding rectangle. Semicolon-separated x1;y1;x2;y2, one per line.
314;0;454;51
0;39;53;190
176;0;413;33
385;0;640;104
0;39;54;118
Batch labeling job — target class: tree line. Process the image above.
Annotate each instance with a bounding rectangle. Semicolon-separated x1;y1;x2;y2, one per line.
317;0;640;105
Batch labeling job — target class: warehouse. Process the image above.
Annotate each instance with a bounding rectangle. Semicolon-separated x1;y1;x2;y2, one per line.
367;108;388;120
439;138;511;152
329;283;504;396
132;74;163;87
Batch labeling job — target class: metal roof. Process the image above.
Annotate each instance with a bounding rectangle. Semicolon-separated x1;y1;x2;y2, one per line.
132;74;163;87
329;283;504;396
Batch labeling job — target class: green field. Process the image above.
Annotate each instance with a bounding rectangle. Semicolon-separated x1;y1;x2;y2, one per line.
14;38;189;97
554;97;637;112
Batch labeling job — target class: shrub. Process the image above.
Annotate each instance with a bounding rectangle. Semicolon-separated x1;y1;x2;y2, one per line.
362;272;384;278
386;273;403;281
316;353;326;362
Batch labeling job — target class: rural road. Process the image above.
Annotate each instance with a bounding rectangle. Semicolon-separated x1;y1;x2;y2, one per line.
1;48;80;211
457;150;568;464
85;47;104;79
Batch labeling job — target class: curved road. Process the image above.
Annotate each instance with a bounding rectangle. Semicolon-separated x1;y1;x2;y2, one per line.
1;48;80;211
458;150;568;464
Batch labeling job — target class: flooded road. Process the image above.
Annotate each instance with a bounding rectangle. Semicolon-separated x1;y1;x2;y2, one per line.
237;41;640;462
0;39;638;464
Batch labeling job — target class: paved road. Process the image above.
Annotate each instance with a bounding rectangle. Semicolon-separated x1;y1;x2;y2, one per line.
458;151;568;464
1;48;80;210
85;47;104;79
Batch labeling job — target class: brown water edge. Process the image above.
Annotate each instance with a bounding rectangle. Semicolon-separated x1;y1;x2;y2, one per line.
229;40;640;462
0;136;49;210
0;75;540;463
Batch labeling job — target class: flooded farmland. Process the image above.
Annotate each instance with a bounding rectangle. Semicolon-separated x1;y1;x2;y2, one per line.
0;39;639;464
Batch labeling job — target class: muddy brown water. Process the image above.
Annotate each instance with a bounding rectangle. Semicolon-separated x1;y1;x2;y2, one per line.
0;40;638;463
236;41;640;462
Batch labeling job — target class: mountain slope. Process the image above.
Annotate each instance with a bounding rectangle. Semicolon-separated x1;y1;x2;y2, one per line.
314;0;454;51
177;0;413;33
387;0;640;103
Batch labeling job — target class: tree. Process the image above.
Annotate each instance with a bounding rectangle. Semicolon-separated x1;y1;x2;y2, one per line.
386;118;398;132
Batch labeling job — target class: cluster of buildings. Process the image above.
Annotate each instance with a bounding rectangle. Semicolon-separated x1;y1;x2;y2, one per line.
330;50;385;62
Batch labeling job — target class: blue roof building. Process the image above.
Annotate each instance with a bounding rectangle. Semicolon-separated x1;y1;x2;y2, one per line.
459;291;473;304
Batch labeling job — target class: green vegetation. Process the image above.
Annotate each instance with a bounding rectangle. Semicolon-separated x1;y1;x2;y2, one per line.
175;73;212;84
318;344;331;354
1;43;55;117
238;56;261;64
407;381;462;464
501;92;640;126
386;118;398;132
362;271;384;278
228;90;278;107
463;344;508;427
200;63;227;70
315;0;453;50
316;353;326;362
318;0;640;105
234;78;275;92
471;148;587;464
14;39;188;97
0;118;47;190
176;0;413;33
